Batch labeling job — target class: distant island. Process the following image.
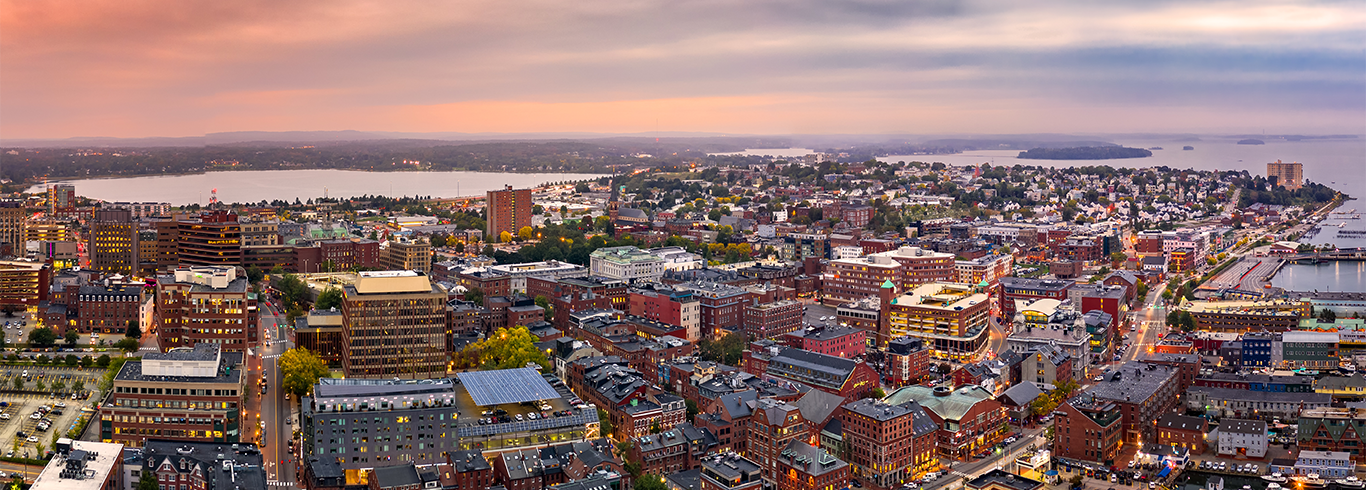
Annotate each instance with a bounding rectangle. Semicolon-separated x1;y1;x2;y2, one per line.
1237;139;1265;145
1016;146;1152;160
1183;145;1195;150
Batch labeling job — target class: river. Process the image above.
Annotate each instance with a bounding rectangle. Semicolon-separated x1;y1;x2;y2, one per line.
25;169;608;206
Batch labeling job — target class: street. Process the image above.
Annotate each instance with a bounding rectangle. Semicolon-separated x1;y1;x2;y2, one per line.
1123;282;1169;364
250;298;295;486
925;425;1050;490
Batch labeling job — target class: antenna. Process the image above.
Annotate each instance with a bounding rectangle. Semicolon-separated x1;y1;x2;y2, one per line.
210;188;218;207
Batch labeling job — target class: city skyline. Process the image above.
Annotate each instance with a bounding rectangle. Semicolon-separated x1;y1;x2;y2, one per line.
2;0;1362;139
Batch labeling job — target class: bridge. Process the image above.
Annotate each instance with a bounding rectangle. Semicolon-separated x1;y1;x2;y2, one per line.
1289;249;1366;264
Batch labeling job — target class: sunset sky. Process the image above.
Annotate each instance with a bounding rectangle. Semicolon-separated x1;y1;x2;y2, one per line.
1;0;1362;139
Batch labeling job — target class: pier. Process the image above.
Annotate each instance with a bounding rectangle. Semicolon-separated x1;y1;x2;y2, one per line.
1288;249;1366;264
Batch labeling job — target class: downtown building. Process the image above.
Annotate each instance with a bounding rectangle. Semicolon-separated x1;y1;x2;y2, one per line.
839;398;938;489
341;271;448;379
154;266;257;352
486;185;533;240
90;208;139;276
821;246;955;305
998;277;1074;327
101;343;245;447
176;210;242;267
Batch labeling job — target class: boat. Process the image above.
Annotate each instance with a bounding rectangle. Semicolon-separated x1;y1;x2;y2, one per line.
1337;476;1365;488
1305;474;1328;489
1183;146;1195;150
1263;473;1288;483
1267;484;1283;490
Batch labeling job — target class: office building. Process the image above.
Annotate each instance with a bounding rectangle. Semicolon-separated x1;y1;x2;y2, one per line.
1085;362;1180;445
239;219;280;246
90;208;139;276
699;452;763;490
0;260;51;307
76;282;145;335
883;385;1007;461
102;344;245;446
839;398;938;488
341;271;448;379
1052;394;1122;466
380;237;432;274
628;285;701;342
887;282;992;361
0;201;24;252
781;325;866;359
105;201;170;218
822;246;955;304
30;440;123;490
1267;160;1304;190
154;266;257;352
177;211;242;267
487;185;533;240
774;441;849;490
998;278;1074;327
742;300;802;340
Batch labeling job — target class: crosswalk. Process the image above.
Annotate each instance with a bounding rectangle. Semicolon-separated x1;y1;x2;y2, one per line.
266;481;295;488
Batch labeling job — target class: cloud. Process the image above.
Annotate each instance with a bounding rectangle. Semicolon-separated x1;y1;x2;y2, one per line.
0;0;1361;138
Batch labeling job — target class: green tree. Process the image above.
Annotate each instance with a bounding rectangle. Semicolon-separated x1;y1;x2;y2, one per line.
280;348;329;398
28;327;56;348
697;332;746;366
270;265;286;276
1321;309;1338;323
430;234;447;248
686;399;699;423
464;286;485;306
473;326;549;370
598;408;614;437
125;319;141;339
650;419;661;434
139;466;159;490
96;354;111;368
114;337;140;353
246;265;265;284
35;379;45;392
72;380;85;393
634;474;668;490
534;295;553;319
64;354;78;367
79;356;93;368
868;387;886;399
276;274;310;310
315;287;344;311
65;330;79;347
51;379;66;393
12;376;22;391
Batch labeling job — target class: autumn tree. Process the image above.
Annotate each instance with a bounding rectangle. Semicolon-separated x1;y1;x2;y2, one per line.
315;287;344;311
472;326;549;370
280;348;329;398
518;226;535;241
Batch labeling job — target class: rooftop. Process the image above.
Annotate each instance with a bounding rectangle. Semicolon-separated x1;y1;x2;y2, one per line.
31;441;124;490
884;384;994;422
1086;361;1177;404
967;469;1045;490
1156;413;1208;432
893;282;990;312
1219;418;1267;435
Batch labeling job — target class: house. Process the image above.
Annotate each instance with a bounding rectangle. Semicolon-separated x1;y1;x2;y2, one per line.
1217;419;1268;459
1156;413;1209;454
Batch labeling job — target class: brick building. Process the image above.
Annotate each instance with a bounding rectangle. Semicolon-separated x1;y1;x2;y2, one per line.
782;325;866;359
774;440;850;490
1053;394;1123;466
101;343;244;446
840;399;939;489
1156;413;1209;454
155;266;257;352
886;337;931;386
742;300;803;340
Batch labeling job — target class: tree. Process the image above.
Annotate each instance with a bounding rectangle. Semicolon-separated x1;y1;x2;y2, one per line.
650;419;661;434
472;326;549;370
455;242;466;254
139;466;160;490
125;319;141;339
499;231;513;243
1321;309;1338;323
315;287;344;311
246;265;265;284
79;356;93;368
51;379;66;393
280;348;329;399
96;355;111;368
868;387;886;399
64;354;78;367
697;332;746;366
518;226;535;241
12;376;22;391
598;408;614;437
35;379;45;392
575;182;591;193
65;330;79;347
686;399;699;423
534;295;553;319
28;327;56;348
1110;251;1128;264
1070;474;1084;489
464;287;485;306
430;234;447;248
276;274;310;310
114;338;141;353
634;474;668;490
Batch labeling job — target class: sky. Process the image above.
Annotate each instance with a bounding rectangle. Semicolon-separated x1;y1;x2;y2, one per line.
1;0;1362;139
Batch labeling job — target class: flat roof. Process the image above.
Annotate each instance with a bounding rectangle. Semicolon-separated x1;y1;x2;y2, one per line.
456;368;561;406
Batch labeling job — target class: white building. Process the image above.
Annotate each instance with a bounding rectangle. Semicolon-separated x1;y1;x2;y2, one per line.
833;245;863;260
647;246;703;271
1216;419;1267;459
1272;451;1353;478
589;246;666;283
485;260;589;293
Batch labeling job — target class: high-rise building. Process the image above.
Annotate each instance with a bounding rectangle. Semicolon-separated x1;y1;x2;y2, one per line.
1267;160;1304;190
89;208;139;276
0;201;28;254
341;271;447;379
155;266;257;352
486;185;532;241
50;184;76;210
177;211;242;266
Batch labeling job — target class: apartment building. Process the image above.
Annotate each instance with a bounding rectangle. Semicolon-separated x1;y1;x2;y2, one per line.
102;343;245;446
155;266;257;352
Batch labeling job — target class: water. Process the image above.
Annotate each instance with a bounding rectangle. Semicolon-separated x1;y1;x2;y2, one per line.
25;169;607;206
879;137;1366;194
1271;261;1366;293
707;148;815;158
1301;199;1366;249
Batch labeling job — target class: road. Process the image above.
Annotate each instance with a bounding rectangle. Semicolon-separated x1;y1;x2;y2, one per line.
1123;282;1169;363
251;298;295;486
926;425;1050;490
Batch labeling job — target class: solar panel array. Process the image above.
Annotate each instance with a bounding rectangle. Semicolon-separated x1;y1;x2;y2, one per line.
457;368;561;406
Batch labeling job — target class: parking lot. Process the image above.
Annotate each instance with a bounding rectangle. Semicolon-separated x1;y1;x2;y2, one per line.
1;312;119;351
0;366;101;458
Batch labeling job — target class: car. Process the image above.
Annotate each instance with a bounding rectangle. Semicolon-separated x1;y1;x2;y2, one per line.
26;436;37;443
54;402;65;409
515;414;524;421
1150;483;1158;489
5;450;11;458
21;370;27;378
30;413;40;420
1093;375;1104;381
1111;474;1118;483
